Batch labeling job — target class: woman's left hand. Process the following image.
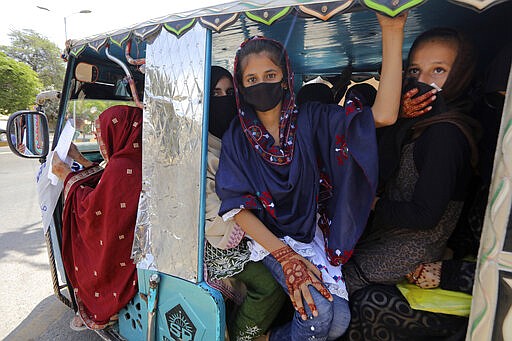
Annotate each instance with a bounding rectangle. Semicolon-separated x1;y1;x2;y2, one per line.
52;152;72;180
406;261;441;288
68;143;94;168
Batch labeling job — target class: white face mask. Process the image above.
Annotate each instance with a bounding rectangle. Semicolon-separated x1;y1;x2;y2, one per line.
430;82;443;92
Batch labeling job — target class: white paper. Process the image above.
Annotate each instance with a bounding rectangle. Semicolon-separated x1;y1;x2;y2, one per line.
36;159;64;232
48;120;75;185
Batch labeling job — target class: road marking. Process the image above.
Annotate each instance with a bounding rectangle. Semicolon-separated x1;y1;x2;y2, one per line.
0;151;12;155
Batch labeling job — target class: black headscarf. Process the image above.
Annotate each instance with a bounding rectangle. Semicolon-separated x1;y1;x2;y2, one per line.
211;66;232;93
475;43;511;183
378;28;480;191
345;83;377;107
484;43;511;94
296;83;334;106
209;66;237;139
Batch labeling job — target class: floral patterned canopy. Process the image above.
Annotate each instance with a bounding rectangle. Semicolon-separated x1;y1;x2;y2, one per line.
68;0;506;56
65;0;510;85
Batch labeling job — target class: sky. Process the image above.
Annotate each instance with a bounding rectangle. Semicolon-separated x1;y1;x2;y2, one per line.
0;0;229;48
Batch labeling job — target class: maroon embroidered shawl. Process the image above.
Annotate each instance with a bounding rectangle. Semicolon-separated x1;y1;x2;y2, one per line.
61;105;142;328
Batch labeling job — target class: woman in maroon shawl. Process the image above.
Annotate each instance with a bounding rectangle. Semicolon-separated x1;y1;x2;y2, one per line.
52;105;142;330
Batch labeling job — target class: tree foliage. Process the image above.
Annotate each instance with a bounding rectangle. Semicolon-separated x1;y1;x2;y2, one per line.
0;52;42;114
0;29;65;91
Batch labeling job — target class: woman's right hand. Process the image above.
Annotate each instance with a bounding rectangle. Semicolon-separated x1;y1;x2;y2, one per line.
371;12;407;127
271;245;333;321
67;142;82;160
376;11;408;30
400;88;437;118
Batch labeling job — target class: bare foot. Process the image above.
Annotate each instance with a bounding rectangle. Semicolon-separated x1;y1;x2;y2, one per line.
69;314;87;331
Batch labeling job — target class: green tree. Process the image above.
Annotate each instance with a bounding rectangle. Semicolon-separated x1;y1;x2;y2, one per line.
0;52;42;114
0;29;65;91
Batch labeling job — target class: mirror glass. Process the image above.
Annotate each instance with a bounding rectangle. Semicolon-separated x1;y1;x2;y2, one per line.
8;112;49;158
114;78;130;98
75;63;99;83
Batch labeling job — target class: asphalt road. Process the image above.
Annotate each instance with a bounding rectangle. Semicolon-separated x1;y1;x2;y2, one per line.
0;145;100;340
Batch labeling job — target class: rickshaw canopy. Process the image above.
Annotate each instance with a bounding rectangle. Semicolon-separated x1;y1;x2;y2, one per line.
67;0;510;85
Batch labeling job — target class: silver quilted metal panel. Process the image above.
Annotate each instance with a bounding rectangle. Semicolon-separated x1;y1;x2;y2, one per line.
139;25;206;281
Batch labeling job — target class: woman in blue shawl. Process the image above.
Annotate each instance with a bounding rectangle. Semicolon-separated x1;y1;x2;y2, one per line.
215;14;407;340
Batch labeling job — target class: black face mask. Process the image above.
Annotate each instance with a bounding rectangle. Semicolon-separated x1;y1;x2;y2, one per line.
209;95;237;139
403;77;446;116
242;81;284;112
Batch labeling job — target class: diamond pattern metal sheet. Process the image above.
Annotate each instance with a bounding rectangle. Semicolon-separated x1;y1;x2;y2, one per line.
142;25;207;281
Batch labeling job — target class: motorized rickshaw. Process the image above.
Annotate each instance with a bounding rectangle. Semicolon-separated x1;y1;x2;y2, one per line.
6;0;512;339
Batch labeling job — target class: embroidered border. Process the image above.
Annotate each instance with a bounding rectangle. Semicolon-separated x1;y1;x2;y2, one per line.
64;166;103;200
95;119;109;162
233;36;298;166
225;224;246;249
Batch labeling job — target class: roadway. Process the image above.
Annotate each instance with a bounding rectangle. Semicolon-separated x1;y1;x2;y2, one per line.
0;145;100;340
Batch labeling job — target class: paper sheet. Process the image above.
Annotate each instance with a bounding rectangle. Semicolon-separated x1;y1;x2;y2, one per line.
37;160;63;232
48;120;75;185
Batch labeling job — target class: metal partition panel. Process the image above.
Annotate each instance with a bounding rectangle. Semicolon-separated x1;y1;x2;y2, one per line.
137;25;206;281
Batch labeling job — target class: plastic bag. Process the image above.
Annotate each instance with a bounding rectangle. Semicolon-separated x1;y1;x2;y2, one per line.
396;282;472;317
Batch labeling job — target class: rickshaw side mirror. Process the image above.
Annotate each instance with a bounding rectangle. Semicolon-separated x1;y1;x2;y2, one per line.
7;111;50;159
75;62;99;83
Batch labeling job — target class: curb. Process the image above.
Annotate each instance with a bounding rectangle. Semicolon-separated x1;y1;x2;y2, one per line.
4;296;69;340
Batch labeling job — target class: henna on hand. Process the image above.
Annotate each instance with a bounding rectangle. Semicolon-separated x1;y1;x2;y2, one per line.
271;245;332;320
406;264;423;284
272;245;295;262
415;261;441;289
406;261;441;288
283;259;312;316
400;88;437;118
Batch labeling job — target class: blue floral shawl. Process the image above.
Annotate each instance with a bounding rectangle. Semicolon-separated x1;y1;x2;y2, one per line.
215;36;378;265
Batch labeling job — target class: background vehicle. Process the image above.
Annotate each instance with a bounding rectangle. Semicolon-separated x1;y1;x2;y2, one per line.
0;128;6;143
0;118;7;145
6;0;512;340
